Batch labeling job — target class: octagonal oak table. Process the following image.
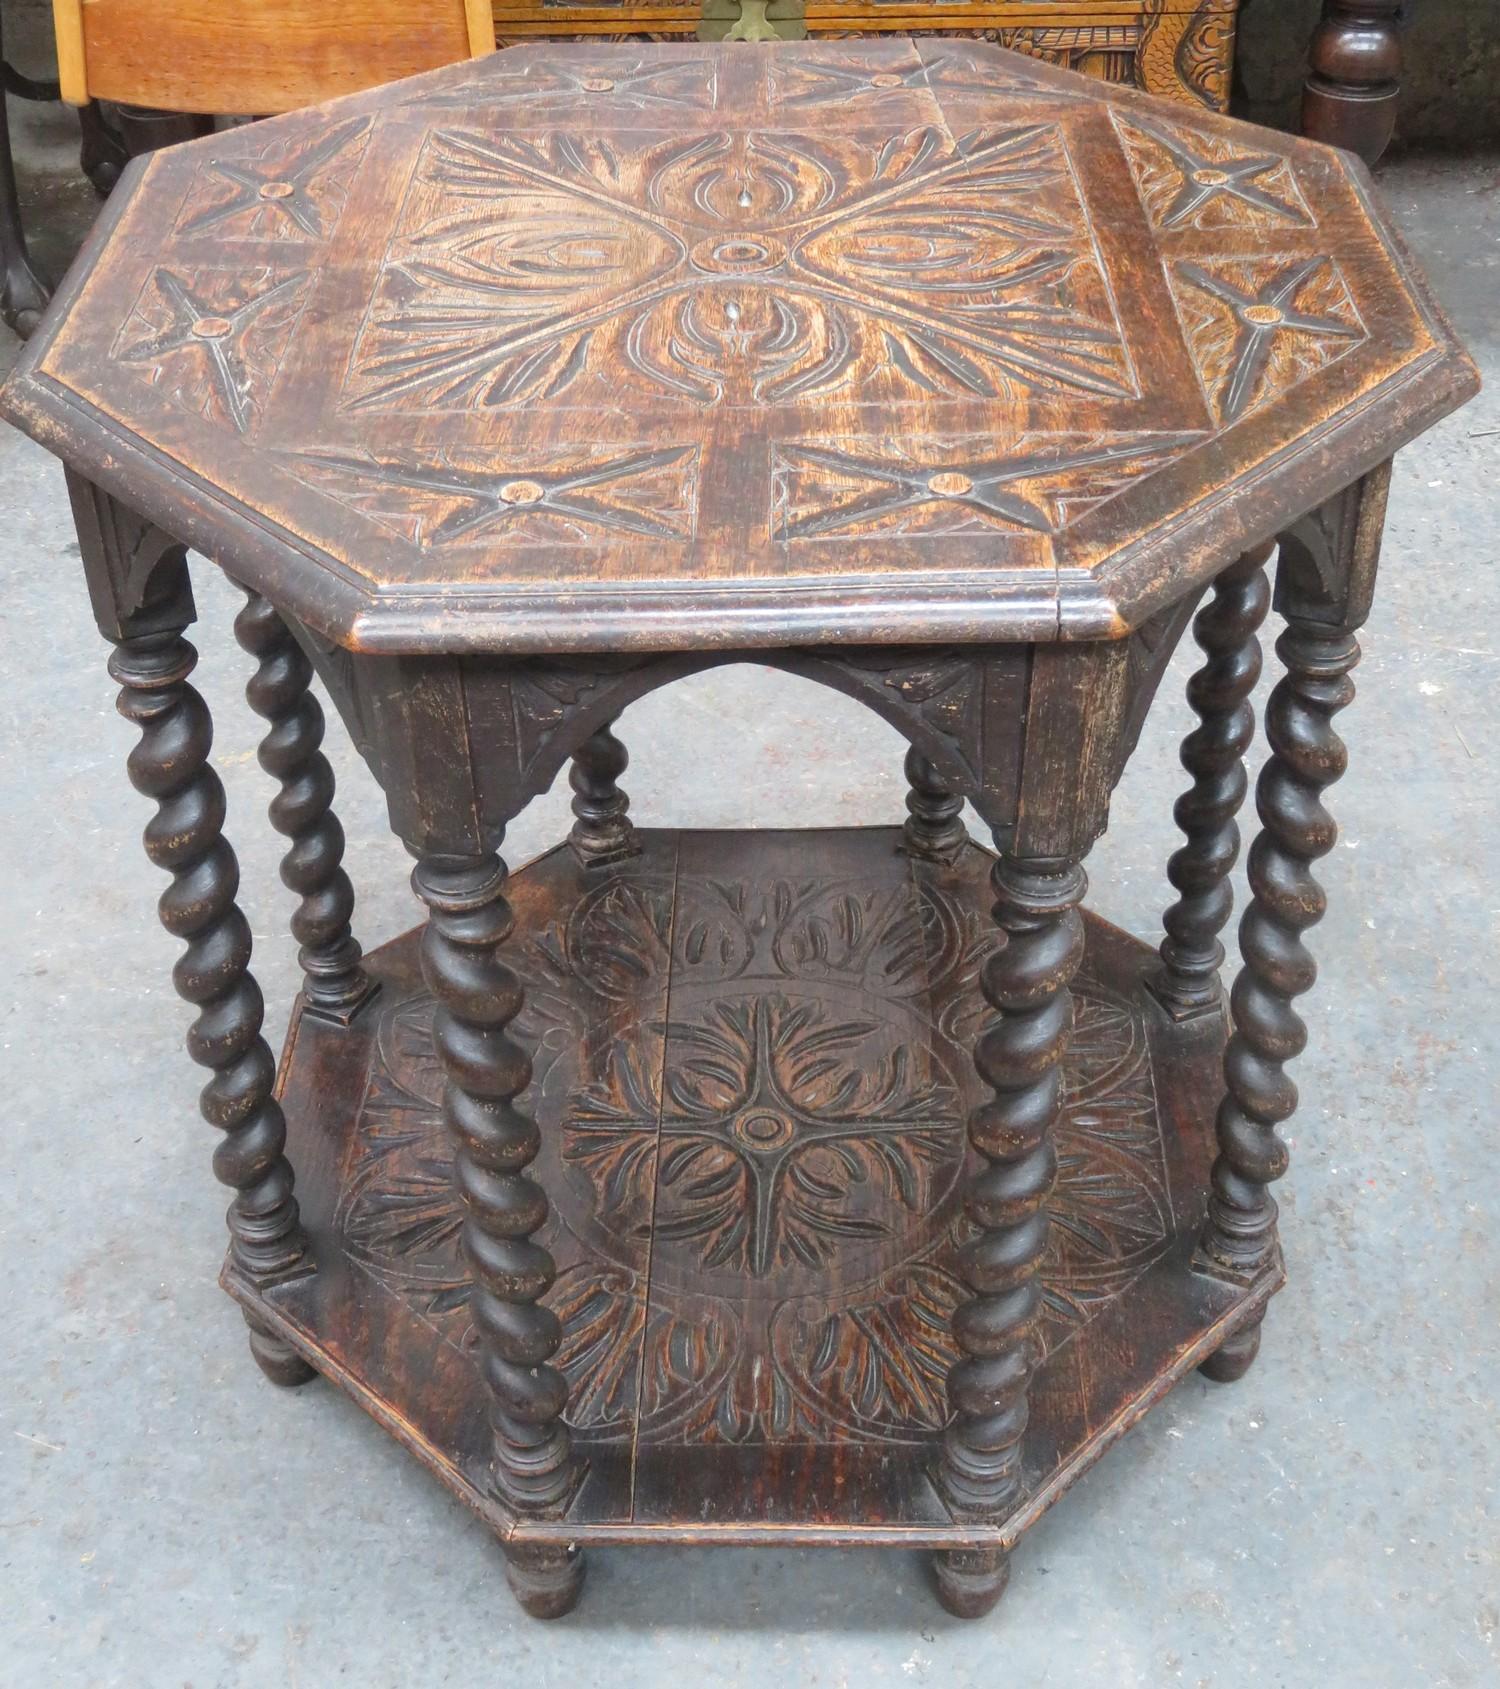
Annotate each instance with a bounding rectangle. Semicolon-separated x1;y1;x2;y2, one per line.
1;39;1477;1622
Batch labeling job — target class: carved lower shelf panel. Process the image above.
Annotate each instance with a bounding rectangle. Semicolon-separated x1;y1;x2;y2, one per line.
225;827;1278;1550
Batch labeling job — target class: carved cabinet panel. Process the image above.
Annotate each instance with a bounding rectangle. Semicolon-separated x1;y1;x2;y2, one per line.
493;1;1239;113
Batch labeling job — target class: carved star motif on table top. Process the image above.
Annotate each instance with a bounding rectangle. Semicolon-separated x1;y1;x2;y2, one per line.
293;443;699;547
775;431;1203;540
1123;114;1310;231
174;116;372;241
117;268;310;434
1177;256;1363;423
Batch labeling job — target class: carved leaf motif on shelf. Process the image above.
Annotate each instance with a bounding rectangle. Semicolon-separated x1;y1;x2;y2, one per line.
1112;112;1314;234
647;992;963;1278
1168;255;1366;424
114;265;313;435
287;442;700;550
332;876;1173;1446
771;1261;967;1441
341;120;1133;414
171;115;374;243
773;430;1204;541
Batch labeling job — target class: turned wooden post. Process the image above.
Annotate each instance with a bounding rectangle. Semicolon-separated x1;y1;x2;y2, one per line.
1151;544;1272;1019
1302;0;1403;165
568;720;639;867
1197;616;1360;1379
935;852;1087;1612
110;625;316;1387
234;587;376;1024
411;850;585;1614
901;746;968;862
0;9;49;338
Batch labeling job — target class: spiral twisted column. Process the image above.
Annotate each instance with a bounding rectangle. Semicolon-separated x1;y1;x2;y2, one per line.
933;853;1086;1613
902;746;968;862
109;628;314;1386
412;853;585;1559
1198;618;1360;1382
233;588;373;1022
568;721;638;868
1152;546;1272;1019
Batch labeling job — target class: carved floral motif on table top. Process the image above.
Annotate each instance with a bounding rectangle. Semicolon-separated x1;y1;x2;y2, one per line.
341;120;1137;415
73;40;1404;597
334;854;1173;1447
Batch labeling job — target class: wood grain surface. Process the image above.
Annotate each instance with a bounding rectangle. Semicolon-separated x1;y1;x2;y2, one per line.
227;828;1274;1549
2;39;1476;655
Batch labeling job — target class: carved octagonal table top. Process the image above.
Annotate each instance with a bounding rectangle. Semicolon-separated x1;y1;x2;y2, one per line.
2;39;1476;653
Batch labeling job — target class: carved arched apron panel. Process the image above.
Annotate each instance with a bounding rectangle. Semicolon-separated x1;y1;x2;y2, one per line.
303;629;1200;863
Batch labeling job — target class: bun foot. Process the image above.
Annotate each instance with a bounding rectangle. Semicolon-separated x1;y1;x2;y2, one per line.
1199;1317;1263;1384
505;1543;585;1619
244;1313;318;1388
931;1547;1010;1619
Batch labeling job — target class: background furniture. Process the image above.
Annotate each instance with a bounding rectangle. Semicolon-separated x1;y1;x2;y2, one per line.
1300;0;1402;162
50;0;496;119
3;38;1475;1623
0;0;494;332
505;0;1242;111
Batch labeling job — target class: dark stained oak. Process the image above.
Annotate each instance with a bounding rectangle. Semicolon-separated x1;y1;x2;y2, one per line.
1196;615;1361;1378
234;587;377;1024
6;38;1478;1626
109;622;315;1386
1150;543;1271;1020
0;41;1476;655
902;746;968;864
1302;0;1403;166
411;852;586;1529
230;831;1276;1551
568;722;639;868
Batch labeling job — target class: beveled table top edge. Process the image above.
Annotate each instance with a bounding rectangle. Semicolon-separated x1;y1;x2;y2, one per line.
3;339;1475;656
0;45;1480;657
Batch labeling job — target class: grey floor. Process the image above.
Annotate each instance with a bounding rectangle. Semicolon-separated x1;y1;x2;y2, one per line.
2;35;1498;1689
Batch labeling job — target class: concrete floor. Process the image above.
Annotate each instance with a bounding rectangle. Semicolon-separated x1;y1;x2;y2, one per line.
2;38;1497;1689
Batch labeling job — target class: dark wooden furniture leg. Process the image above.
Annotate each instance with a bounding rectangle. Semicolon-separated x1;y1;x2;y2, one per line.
934;850;1088;1616
1302;0;1403;164
1150;543;1272;1020
1196;467;1387;1380
1197;614;1359;1379
0;14;48;338
902;746;968;863
78;101;128;196
69;475;316;1386
568;720;638;867
411;849;586;1614
112;104;215;159
234;588;376;1024
110;623;316;1386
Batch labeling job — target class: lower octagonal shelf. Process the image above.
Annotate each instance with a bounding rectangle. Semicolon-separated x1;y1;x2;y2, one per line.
226;827;1278;1551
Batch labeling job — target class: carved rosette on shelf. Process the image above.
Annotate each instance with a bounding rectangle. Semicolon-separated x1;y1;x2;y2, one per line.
334;847;1173;1448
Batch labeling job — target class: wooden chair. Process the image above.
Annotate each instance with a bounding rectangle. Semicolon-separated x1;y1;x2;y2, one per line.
0;0;493;334
51;1;494;126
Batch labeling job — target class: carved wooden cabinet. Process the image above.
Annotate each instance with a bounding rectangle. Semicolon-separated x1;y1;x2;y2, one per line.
494;0;1240;110
3;38;1476;1626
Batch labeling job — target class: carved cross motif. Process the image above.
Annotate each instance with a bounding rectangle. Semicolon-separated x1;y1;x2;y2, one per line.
1172;256;1364;423
114;267;312;434
173;116;374;243
1114;112;1314;232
